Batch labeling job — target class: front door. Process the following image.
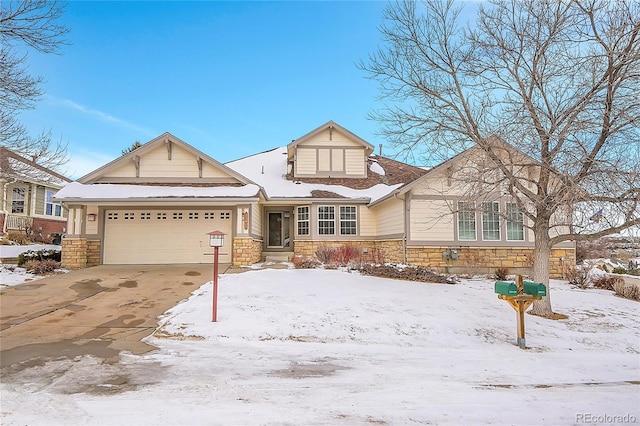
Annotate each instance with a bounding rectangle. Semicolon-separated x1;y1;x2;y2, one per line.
267;211;291;249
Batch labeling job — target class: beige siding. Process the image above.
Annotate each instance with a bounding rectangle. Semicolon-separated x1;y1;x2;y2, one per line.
409;199;454;241
332;149;344;172
296;148;317;175
373;197;404;236
139;144;198;178
318;149;331;172
251;203;262;237
103;161;137;178
302;128;364;147
85;205;99;235
201;161;234;178
359;205;376;237
345;149;366;175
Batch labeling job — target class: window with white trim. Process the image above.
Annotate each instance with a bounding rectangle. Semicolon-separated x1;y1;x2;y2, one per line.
482;202;500;240
45;190;62;217
297;206;309;235
11;187;26;214
339;206;357;235
506;202;525;241
318;206;335;235
457;201;476;240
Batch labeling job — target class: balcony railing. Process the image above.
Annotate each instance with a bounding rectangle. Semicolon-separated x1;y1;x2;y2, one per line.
5;214;33;231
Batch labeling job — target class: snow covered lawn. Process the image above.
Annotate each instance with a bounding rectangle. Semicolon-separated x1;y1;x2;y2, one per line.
1;268;638;425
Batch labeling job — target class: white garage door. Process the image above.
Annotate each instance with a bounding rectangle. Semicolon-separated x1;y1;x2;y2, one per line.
103;208;233;264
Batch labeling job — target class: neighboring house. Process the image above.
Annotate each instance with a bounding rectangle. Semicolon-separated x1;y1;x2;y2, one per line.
0;147;71;240
54;121;575;276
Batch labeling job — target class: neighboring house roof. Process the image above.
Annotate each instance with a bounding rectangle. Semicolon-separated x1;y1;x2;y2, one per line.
226;147;426;204
0;147;71;187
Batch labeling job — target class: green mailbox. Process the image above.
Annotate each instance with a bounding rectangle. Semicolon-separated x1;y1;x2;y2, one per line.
495;281;518;296
523;281;547;297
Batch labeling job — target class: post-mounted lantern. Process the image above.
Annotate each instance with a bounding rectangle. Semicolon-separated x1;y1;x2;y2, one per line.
207;230;226;322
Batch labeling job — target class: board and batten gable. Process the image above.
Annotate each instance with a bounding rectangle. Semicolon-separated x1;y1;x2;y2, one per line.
289;121;374;179
79;133;248;185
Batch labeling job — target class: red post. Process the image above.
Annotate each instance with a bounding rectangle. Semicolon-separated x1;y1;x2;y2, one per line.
212;245;219;322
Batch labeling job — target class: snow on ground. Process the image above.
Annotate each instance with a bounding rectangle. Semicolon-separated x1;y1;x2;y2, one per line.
0;244;63;289
0;244;61;259
1;268;639;425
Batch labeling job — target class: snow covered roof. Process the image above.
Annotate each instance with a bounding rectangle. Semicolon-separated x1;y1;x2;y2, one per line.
54;182;261;202
226;147;414;204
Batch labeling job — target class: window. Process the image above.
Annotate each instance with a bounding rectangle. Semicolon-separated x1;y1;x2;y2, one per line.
173;212;183;220
318;206;335;235
204;212;215;219
157;212;167;220
188;212;199;220
340;206;357;235
297;206;310;235
220;212;230;219
124;212;135;220
45;190;62;217
482;202;500;240
457;201;476;240
140;212;151;220
506;203;525;241
107;212;119;220
11;187;26;214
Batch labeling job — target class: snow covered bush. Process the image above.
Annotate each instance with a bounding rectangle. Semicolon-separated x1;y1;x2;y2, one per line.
17;249;61;266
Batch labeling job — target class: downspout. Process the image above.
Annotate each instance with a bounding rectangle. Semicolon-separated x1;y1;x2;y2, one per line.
395;191;407;264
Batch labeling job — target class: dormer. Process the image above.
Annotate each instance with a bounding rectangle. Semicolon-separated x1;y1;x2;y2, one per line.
287;121;374;179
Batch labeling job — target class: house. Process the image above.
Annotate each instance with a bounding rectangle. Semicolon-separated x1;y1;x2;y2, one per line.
54;121;575;276
0;147;71;241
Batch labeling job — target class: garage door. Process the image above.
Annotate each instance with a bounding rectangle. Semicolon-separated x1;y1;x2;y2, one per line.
103;208;233;264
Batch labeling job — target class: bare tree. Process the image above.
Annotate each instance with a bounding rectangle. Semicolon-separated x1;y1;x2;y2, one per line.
0;0;69;171
360;0;640;317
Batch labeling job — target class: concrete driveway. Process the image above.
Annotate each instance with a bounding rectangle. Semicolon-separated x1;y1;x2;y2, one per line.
0;264;229;372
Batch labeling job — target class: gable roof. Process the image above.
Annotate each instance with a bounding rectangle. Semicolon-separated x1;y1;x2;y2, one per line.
0;147;71;187
287;120;375;156
226;147;426;204
77;132;254;185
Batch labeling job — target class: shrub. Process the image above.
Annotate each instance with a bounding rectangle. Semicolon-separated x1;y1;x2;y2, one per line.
627;260;639;276
315;244;336;264
291;255;320;269
359;264;456;284
494;267;509;281
6;231;33;245
332;244;362;267
613;280;640;301
23;259;61;275
565;265;590;289
592;275;621;291
612;267;628;275
17;249;61;266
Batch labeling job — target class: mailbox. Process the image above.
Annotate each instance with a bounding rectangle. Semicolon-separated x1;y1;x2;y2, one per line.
523;281;547;297
495;281;518;296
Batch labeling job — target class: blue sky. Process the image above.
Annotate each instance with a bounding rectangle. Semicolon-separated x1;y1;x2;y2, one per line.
17;1;397;179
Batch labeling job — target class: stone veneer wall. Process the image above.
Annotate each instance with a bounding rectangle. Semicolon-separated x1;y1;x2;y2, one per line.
61;238;101;269
86;240;101;267
292;239;575;279
293;240;405;264
406;246;575;279
233;237;263;266
61;237;87;269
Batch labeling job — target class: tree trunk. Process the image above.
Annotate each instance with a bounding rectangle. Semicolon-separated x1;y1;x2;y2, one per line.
529;221;554;317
